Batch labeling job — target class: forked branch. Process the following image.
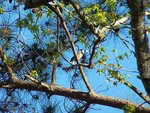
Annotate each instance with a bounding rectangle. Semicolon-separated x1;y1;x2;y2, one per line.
46;4;93;93
0;79;150;113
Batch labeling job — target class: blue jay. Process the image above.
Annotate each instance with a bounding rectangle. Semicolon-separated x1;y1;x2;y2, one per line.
70;49;88;65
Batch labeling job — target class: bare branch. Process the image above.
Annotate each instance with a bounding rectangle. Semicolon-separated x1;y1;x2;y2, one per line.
0;47;17;81
46;4;93;93
50;6;61;84
0;79;150;113
113;31;135;55
89;38;101;68
25;74;40;84
51;63;57;84
123;80;150;104
25;74;49;88
0;81;13;88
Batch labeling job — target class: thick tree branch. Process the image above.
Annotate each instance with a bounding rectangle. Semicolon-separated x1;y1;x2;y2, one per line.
0;79;150;113
127;0;150;96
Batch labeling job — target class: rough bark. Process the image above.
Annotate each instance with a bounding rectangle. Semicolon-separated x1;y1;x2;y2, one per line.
127;0;150;95
0;78;150;113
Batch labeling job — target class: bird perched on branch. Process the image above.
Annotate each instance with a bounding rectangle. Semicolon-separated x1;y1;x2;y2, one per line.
70;49;88;65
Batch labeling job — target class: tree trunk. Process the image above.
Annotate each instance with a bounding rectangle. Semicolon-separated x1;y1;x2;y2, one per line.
127;0;150;95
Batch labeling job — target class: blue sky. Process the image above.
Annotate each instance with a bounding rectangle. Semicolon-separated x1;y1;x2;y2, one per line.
55;31;147;113
0;1;149;113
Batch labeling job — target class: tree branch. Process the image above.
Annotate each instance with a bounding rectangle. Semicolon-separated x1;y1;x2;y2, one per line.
46;4;93;93
51;63;57;84
69;0;149;40
0;47;17;81
127;0;150;96
69;0;150;102
123;80;150;104
69;0;102;39
0;79;150;113
50;5;61;84
89;38;101;68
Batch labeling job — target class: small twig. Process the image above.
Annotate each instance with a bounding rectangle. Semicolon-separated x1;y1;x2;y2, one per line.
25;74;39;83
120;68;139;73
80;103;91;113
25;74;49;88
123;81;150;104
89;38;101;67
113;31;135;55
51;63;57;84
56;5;60;51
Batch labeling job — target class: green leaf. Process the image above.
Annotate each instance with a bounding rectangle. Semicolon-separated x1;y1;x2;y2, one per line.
111;49;117;53
94;52;99;59
30;70;38;77
147;4;150;8
27;13;34;23
55;52;60;59
100;46;106;52
147;27;150;33
29;25;39;33
5;58;15;66
16;20;23;28
124;52;129;58
123;105;136;113
84;7;91;14
118;55;124;60
97;69;104;75
113;81;118;86
147;15;150;20
0;8;4;14
101;55;108;62
47;9;53;17
117;64;122;69
48;42;55;49
23;18;29;25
